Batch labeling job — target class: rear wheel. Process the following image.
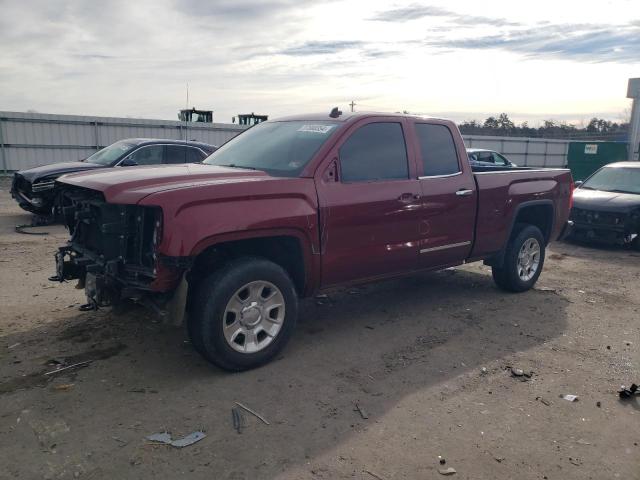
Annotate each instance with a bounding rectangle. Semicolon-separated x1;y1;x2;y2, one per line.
188;257;298;371
492;224;545;292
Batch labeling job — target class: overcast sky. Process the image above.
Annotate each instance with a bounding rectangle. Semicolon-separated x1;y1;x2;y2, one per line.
0;0;638;125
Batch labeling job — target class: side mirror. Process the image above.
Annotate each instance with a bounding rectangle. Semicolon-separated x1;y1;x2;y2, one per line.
574;181;583;188
120;157;137;167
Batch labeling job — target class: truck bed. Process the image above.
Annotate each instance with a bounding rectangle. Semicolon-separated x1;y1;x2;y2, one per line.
470;168;573;259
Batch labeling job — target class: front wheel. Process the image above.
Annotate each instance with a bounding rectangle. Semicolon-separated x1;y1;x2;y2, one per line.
188;257;298;371
492;224;545;292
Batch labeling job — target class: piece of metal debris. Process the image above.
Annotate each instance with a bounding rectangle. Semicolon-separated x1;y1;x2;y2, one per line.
438;467;457;475
561;394;579;402
234;401;270;425
535;396;552;406
232;407;245;434
8;343;21;350
438;456;446;465
511;367;524;377
576;439;591;445
52;384;74;392
354;403;369;419
618;384;638;399
364;470;385;480
146;431;206;448
44;360;92;376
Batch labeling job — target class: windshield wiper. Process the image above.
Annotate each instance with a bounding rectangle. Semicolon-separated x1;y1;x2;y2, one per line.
218;164;258;170
608;189;635;194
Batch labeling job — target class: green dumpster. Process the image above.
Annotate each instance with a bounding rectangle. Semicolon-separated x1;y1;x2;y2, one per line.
567;141;628;181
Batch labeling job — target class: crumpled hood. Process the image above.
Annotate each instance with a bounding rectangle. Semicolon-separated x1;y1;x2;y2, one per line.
58;163;272;204
18;161;103;183
573;188;640;212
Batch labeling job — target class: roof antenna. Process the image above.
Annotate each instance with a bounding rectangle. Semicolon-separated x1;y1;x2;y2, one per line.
329;107;342;118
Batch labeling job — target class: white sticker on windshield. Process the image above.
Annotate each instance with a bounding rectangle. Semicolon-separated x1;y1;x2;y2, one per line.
298;124;335;134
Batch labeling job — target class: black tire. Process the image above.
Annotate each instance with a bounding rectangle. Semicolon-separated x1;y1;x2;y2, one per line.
188;256;298;371
492;224;546;293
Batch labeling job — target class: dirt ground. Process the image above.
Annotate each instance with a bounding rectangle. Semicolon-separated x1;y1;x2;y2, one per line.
0;176;638;480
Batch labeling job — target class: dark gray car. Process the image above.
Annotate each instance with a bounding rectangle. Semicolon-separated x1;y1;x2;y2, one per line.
11;138;217;215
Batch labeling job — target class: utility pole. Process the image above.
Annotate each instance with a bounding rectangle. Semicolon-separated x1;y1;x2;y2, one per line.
627;78;640;161
349;100;356;112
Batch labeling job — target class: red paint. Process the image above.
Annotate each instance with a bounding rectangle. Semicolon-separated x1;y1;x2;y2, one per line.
60;113;573;295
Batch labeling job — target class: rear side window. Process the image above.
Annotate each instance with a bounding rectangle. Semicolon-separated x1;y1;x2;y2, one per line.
164;145;188;164
339;122;409;182
416;124;460;176
186;147;206;163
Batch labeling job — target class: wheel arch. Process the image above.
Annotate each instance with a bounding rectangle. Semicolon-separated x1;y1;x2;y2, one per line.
485;200;554;268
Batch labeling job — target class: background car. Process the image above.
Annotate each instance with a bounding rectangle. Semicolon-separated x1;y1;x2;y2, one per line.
11;138;217;215
570;162;640;249
467;148;517;168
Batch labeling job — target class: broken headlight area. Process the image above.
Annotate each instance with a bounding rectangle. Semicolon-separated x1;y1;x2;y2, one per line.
53;186;166;308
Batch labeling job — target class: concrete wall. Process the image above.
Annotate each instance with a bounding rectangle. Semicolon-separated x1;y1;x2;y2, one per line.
0;111;570;172
0;111;246;172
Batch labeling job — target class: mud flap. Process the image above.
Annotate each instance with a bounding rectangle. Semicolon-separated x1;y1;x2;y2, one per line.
166;275;189;326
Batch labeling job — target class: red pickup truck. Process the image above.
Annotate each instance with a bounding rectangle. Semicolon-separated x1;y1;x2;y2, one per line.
53;111;573;370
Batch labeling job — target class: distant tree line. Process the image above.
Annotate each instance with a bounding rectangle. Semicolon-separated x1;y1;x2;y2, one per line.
458;113;629;140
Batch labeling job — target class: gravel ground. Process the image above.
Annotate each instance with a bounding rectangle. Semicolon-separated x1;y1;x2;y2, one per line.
0;176;638;480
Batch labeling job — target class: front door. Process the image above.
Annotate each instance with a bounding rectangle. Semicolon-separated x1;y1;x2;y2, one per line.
317;119;422;287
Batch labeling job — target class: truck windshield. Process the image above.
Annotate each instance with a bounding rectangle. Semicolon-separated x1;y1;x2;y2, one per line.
203;121;339;176
582;166;640;195
85;140;138;166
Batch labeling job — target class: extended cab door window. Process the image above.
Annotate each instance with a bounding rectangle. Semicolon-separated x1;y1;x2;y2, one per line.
317;120;421;286
415;123;475;267
339;123;409;182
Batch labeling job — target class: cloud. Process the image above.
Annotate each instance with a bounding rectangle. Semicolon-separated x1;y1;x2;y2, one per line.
369;4;520;27
279;41;364;56
427;23;640;63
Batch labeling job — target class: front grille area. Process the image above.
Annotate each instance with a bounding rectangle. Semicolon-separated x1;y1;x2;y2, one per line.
571;208;627;228
61;186;161;288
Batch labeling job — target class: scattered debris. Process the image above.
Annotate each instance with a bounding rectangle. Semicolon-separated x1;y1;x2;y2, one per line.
315;294;328;299
576;439;591;445
112;436;129;447
536;396;552;406
231;407;245;434
44;360;92;376
480;367;488;375
509;367;532;381
438;456;446;465
618;384;638;399
146;431;206;448
536;286;558;293
8;343;20;350
561;394;579;402
234;401;270;425
364;470;385;480
438;467;457;475
578;290;585;294
569;457;582;466
354;403;369;419
52;384;74;392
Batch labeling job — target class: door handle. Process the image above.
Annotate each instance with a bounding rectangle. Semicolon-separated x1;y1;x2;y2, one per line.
455;189;474;197
398;193;421;203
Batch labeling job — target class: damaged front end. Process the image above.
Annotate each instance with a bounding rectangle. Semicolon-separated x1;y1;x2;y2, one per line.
53;185;189;319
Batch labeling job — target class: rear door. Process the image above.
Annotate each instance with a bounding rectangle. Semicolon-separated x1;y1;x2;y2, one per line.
317;118;422;286
412;122;476;267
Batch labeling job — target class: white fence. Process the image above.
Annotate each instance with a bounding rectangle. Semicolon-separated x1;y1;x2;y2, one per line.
0;111;246;172
464;135;569;168
0;111;570;172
